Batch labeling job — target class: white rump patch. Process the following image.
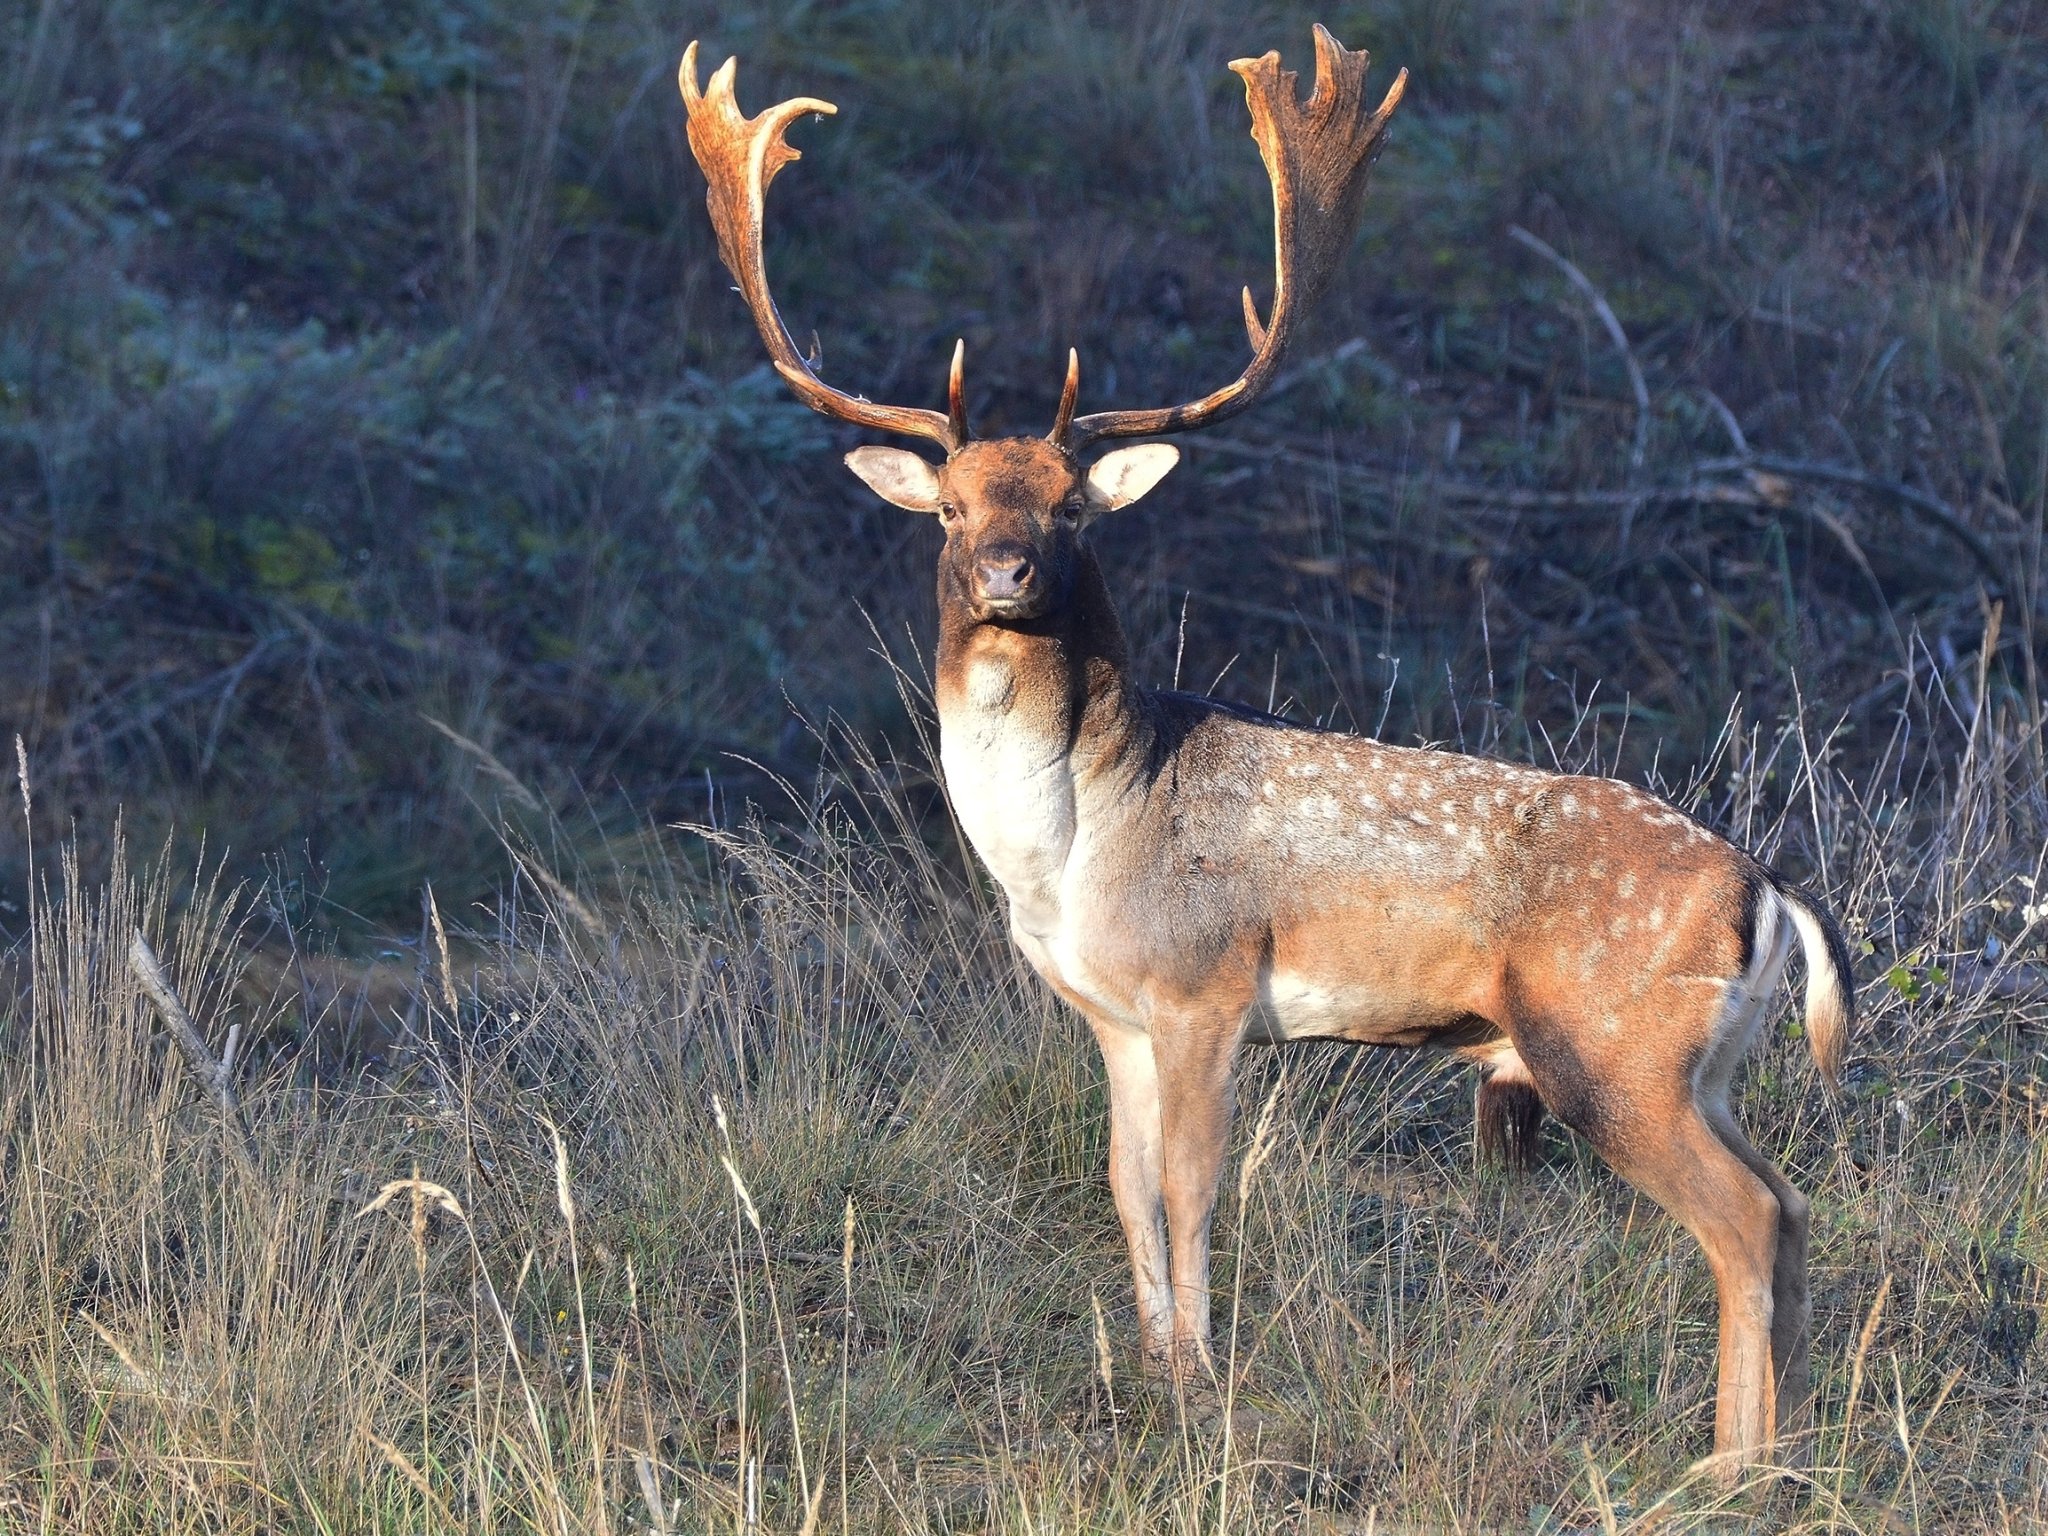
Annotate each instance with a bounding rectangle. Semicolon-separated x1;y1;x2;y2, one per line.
1693;891;1795;1106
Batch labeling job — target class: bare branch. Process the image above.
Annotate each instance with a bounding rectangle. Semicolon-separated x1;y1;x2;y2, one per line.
1698;389;1749;458
1508;225;1650;480
1697;454;2007;597
128;929;260;1180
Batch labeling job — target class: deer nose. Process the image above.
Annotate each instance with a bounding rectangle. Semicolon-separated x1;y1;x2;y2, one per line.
975;546;1036;601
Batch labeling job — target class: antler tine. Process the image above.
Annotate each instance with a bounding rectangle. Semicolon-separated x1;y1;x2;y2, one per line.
947;338;969;444
1048;348;1080;445
1064;26;1404;448
679;42;961;451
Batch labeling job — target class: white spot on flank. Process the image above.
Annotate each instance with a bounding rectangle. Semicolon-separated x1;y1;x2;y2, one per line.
1361;793;1381;811
1648;906;1664;928
1562;793;1581;818
1617;872;1638;899
1262;781;1276;799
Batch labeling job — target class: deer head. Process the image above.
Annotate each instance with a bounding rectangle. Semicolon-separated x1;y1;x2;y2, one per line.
679;28;1405;624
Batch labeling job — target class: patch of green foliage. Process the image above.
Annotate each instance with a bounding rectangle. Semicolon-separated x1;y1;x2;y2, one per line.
1;0;2043;940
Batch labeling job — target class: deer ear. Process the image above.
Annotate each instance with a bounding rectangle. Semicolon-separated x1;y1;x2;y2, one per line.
845;447;943;512
1084;443;1181;512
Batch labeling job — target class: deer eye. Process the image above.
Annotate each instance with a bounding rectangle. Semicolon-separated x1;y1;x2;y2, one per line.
1058;495;1086;522
938;501;961;523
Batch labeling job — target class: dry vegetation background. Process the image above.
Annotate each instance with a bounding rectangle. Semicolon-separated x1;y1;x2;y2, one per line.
0;0;2044;1529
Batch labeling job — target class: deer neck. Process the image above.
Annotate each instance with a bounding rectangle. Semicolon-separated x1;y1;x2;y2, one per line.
934;547;1141;934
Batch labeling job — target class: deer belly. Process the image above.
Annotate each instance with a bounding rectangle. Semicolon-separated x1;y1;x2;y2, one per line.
1250;903;1503;1044
1250;970;1377;1040
1248;967;1483;1043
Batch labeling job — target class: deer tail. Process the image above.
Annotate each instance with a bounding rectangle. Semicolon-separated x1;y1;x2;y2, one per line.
1772;880;1856;1085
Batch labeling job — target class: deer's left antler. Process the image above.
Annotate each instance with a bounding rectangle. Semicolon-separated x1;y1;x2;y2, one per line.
1058;26;1405;448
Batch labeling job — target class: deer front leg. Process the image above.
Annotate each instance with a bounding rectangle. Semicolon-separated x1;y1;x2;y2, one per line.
1086;1014;1174;1365
1151;1008;1243;1382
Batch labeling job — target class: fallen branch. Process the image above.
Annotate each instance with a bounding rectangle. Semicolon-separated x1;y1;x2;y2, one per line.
1508;225;1651;481
1947;956;2048;1007
128;929;260;1180
1188;436;2015;612
1697;454;2007;598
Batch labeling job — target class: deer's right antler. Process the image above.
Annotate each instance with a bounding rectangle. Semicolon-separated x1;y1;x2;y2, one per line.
680;42;966;451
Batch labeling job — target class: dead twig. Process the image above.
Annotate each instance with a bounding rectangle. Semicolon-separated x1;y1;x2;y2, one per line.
1508;225;1651;482
127;929;261;1180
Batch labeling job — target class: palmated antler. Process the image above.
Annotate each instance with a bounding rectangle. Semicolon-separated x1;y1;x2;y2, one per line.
679;42;967;451
1059;25;1405;449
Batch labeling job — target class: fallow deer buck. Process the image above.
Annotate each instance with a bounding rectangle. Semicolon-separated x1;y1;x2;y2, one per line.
680;27;1855;1478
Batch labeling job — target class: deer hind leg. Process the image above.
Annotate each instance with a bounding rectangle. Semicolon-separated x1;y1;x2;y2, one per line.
1512;1023;1781;1478
1149;1007;1243;1381
1614;1103;1782;1477
1694;903;1813;1452
1086;1015;1174;1365
1709;1107;1813;1448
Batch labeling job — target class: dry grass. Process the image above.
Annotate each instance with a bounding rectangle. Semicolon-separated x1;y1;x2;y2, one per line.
0;679;2041;1533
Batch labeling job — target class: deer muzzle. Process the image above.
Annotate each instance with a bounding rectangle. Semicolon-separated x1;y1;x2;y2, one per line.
974;544;1038;609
